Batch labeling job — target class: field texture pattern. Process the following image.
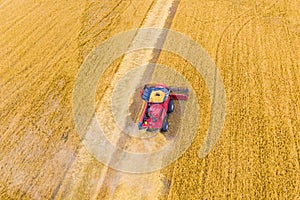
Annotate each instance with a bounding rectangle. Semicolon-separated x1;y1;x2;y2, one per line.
0;0;299;199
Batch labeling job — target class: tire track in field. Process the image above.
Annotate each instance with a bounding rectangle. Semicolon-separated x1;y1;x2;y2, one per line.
200;4;260;196
230;1;282;197
251;2;299;197
229;16;257;198
255;23;275;198
88;0;180;199
160;0;299;198
213;10;257;197
210;2;280;197
214;3;261;64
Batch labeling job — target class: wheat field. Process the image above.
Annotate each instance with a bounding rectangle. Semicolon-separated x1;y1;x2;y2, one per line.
0;0;299;199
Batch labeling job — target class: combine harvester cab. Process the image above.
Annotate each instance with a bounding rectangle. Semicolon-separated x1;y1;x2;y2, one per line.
138;84;188;133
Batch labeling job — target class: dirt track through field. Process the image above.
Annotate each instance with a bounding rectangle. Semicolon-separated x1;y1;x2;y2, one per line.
87;0;182;198
0;0;299;199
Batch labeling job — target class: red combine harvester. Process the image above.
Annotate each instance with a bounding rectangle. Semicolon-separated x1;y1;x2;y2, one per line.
138;84;189;132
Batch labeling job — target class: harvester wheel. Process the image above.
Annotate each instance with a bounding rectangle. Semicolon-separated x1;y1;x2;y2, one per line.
161;120;169;132
168;100;174;113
